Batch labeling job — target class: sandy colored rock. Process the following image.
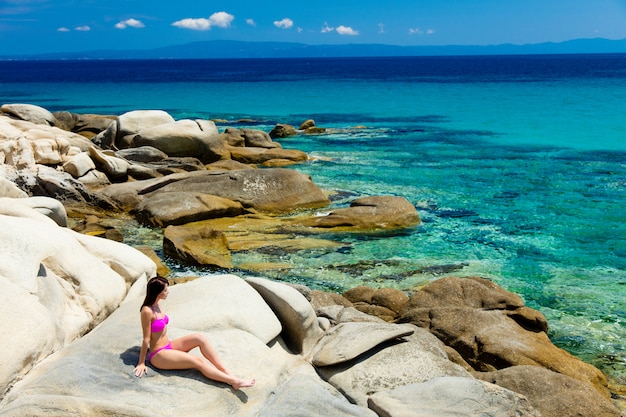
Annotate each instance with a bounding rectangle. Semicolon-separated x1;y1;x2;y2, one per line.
477;365;623;417
134;191;245;227
163;223;233;268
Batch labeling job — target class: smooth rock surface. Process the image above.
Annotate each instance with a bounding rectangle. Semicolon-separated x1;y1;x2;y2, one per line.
246;277;324;355
317;327;472;406
367;376;541;417
310;322;415;366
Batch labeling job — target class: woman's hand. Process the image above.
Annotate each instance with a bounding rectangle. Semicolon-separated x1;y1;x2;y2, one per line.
134;363;148;378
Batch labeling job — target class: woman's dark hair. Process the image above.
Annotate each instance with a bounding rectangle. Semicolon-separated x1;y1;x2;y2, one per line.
140;276;169;311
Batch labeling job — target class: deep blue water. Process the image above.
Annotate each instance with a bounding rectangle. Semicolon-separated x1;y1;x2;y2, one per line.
2;54;625;383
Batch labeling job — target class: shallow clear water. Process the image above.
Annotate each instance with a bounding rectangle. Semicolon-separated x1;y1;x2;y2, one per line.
2;55;625;382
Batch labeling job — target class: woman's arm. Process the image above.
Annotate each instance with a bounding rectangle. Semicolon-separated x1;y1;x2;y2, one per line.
134;307;152;377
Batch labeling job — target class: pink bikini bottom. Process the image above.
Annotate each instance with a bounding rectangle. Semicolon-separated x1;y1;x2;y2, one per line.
148;342;172;361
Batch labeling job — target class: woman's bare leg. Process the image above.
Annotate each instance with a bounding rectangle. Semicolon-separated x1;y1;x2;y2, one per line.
171;333;230;373
151;349;255;389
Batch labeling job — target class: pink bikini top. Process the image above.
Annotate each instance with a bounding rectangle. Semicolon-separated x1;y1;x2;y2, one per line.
151;312;169;333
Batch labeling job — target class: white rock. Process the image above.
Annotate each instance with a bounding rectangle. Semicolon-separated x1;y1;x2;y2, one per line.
246;277;324;356
63;152;96;178
0;202;155;395
163;275;282;344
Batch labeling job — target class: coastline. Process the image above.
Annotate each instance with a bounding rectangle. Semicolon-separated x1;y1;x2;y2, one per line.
0;103;625;415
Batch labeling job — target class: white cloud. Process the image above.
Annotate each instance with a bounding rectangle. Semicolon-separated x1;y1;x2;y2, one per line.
172;11;234;31
246;18;256;27
321;23;334;33
173;18;210;30
208;11;234;28
336;25;358;36
75;25;90;31
274;18;293;29
297;27;303;33
57;27;70;32
426;29;435;35
378;23;385;34
115;18;145;29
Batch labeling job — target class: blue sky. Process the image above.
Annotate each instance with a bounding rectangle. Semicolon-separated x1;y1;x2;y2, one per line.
1;0;626;55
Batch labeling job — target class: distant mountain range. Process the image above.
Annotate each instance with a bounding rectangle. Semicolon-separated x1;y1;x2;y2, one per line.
5;38;626;60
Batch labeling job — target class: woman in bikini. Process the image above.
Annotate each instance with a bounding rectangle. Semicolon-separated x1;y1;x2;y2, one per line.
133;276;255;390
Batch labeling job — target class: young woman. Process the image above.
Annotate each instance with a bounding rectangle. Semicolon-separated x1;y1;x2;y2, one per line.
133;276;255;390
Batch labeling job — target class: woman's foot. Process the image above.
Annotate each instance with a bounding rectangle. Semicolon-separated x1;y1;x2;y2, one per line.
231;378;255;390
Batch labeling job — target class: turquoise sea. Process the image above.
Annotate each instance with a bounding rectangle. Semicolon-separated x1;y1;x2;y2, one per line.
2;55;625;384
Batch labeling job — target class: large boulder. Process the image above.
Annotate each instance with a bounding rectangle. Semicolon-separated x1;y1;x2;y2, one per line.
163;223;233;268
309;322;415;366
476;365;623;417
131;119;230;163
221;128;281;149
0;103;56;126
0;199;156;396
162;275;282;344
398;276;611;397
143;168;330;214
94;110;175;149
368;377;541;417
317;326;472;406
246;277;324;355
134;191;245;227
53;111;116;139
296;196;420;231
228;146;308;165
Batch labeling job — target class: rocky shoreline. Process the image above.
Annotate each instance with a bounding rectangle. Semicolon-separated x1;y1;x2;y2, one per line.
0;103;623;416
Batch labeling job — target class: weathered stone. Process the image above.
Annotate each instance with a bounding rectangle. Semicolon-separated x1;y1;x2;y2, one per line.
1;103;56;125
228;146;308;165
298;119;316;130
402;275;526;313
134;191;245;227
310;322;415;366
8;196;68;227
206;159;256;171
163;223;233;269
368;377;541;417
310;290;353;310
93;110;175;149
0;202;155;396
371;288;409;314
142;168;330;214
398;276;610;397
317;326;472;406
257;373;377;417
296;196;420;230
246;277;324;355
269;124;297;139
131;119;230;163
163;275;282;344
352;302;396;322
476;365;623;417
343;286;376;303
0;176;27;198
115;146;168;163
53;111;116;138
88;146;129;181
63;151;96;178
